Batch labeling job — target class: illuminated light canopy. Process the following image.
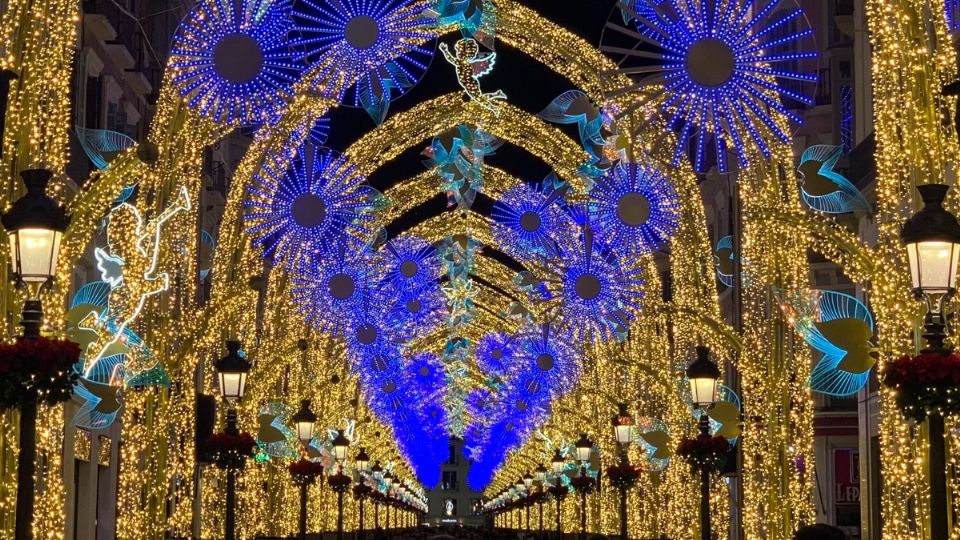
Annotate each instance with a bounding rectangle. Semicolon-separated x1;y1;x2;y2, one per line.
540;226;644;341
491;182;568;262
599;0;817;172
588;161;679;254
292;0;436;122
169;0;302;125
245;143;380;268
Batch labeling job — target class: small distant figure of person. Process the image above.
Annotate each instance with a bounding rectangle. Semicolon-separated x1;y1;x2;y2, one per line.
793;524;847;540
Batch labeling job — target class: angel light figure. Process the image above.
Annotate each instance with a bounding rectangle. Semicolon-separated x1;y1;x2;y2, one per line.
440;38;506;115
80;186;191;372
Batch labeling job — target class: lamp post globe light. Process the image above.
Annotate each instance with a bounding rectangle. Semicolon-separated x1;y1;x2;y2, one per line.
900;183;960;540
356;447;370;471
572;434;593;540
291;399;317;443
686;346;720;540
214;340;253;540
2;168;70;540
611;404;635;540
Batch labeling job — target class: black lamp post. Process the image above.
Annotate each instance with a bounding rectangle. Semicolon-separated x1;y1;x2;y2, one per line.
290;400;317;540
2;168;70;540
686;346;720;540
356;447;370;540
551;449;565;540
332;430;350;540
611;403;634;540
214;340;252;540
574;434;593;540
900;183;960;540
535;464;547;535
384;471;394;529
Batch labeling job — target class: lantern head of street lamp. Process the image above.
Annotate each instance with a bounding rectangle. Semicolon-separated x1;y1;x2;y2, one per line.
612;402;634;445
901;184;960;300
331;430;350;463
574;433;593;463
215;340;252;404
551;448;566;475
686;346;720;410
355;447;370;471
291;399;317;443
1;169;70;289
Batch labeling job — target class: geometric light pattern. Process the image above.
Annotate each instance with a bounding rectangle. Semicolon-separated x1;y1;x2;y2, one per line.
539;226;645;341
491;182;567;262
170;0;302;125
244;143;379;269
291;244;383;336
600;0;817;172
588;161;680;254
292;0;435;122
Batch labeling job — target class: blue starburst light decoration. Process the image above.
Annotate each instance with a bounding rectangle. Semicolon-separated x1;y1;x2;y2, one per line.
474;331;517;378
292;244;383;336
510;323;580;398
292;0;436;123
540;227;645;341
407;352;446;399
245;143;380;268
491;182;569;262
600;0;817;172
384;284;447;341
169;0;302;125
588;161;680;254
383;236;442;291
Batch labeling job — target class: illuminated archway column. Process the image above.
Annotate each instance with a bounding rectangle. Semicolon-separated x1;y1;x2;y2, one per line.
863;1;960;538
0;1;80;539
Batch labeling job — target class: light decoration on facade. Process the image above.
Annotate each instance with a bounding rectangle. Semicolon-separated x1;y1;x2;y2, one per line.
244;143;381;269
587;161;680;255
169;0;302;125
599;0;817;172
292;0;435;122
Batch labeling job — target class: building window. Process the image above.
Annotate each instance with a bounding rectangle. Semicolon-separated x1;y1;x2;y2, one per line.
441;471;457;491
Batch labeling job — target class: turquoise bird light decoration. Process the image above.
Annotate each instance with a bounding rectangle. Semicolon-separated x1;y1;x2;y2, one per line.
797;145;870;214
779;289;875;397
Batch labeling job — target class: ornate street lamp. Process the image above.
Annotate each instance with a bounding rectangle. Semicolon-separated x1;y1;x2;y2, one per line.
551;449;566;475
901;183;960;540
355;448;371;540
371;461;383;529
535;464;547;534
356;447;370;471
2;168;70;540
686;346;720;540
215;340;251;406
332;430;350;463
291;399;317;443
574;434;593;464
214;340;253;540
611;404;635;540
